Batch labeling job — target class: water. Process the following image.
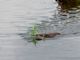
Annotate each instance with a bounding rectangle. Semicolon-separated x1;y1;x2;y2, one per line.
0;0;80;60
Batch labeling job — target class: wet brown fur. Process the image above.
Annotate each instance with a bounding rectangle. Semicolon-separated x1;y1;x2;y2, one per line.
35;32;61;40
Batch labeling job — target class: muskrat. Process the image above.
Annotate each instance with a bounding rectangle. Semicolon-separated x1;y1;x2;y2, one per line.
35;32;61;40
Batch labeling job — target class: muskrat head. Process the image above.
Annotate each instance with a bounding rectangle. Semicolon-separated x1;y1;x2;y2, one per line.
35;32;61;40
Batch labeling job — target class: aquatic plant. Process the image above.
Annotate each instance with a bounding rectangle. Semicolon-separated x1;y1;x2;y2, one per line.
30;25;38;45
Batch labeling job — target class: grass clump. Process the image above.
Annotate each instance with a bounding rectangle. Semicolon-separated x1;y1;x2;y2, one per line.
30;25;39;45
